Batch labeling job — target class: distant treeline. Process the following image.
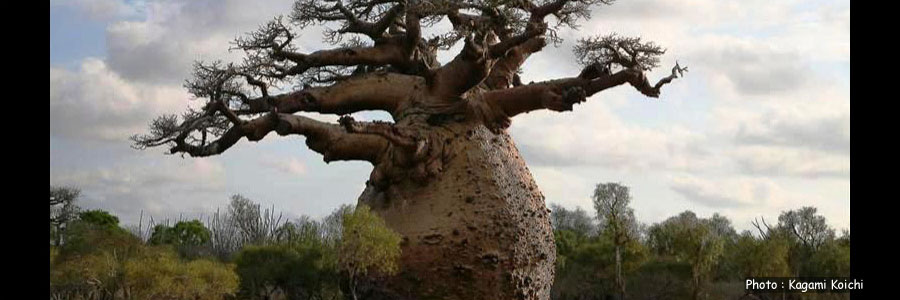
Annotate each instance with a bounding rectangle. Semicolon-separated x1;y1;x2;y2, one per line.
50;184;849;300
549;183;850;300
50;187;400;300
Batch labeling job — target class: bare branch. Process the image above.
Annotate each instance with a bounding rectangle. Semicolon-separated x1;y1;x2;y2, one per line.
481;61;685;122
166;113;280;157
751;217;772;239
137;111;389;164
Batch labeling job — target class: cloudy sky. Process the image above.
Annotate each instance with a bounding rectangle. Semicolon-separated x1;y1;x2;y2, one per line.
50;0;850;232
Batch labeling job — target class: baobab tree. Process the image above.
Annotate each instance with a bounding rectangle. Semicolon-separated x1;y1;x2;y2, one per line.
132;0;685;298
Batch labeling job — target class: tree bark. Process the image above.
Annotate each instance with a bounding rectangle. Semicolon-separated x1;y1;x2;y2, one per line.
691;267;702;300
356;120;556;300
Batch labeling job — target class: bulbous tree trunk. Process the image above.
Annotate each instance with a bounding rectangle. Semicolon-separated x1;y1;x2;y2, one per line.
357;120;555;299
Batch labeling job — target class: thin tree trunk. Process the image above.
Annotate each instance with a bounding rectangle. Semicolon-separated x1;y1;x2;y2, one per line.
615;244;624;300
54;224;63;246
350;273;358;300
692;270;701;300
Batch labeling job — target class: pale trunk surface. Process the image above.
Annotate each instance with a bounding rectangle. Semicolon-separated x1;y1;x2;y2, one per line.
357;120;556;299
616;244;624;300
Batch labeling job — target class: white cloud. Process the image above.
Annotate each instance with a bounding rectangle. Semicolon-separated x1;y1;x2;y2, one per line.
511;97;715;173
669;175;784;209
50;0;137;20
666;173;849;231
690;40;813;95
104;0;295;84
721;99;849;153
50;158;229;224
711;86;850;178
731;146;849;178
49;58;188;142
259;157;307;176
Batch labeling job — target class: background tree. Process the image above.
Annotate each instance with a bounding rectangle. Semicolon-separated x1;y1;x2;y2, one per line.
229;194;285;246
706;213;739;282
550;204;596;237
123;250;239;300
338;205;401;300
206;194;286;260
235;244;339;300
132;0;685;297
47;189;848;299
78;210;122;229
730;231;791;278
50;185;81;246
229;205;350;300
549;203;647;299
647;211;725;300
150;220;212;246
50;223;141;300
51;210;239;300
807;230;850;277
551;230;611;299
777;207;835;251
592;182;639;300
149;220;214;259
775;207;838;277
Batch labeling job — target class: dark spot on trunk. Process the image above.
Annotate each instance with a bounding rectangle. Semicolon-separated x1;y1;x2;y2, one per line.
481;253;500;266
422;234;443;245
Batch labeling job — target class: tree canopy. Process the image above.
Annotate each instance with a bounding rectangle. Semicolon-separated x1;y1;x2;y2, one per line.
149;220;213;246
78;209;121;229
131;0;686;190
647;211;726;300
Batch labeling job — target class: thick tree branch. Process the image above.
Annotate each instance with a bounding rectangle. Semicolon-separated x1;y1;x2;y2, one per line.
471;0;579;91
334;2;404;40
488;22;547;59
427;34;491;99
168;113;280;157
337;115;442;181
168;112;388;163
404;5;422;51
446;11;490;31
275;114;390;163
338;116;424;157
482;37;547;90
526;0;569;20
272;41;408;76
243;71;424;115
483;62;685;119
